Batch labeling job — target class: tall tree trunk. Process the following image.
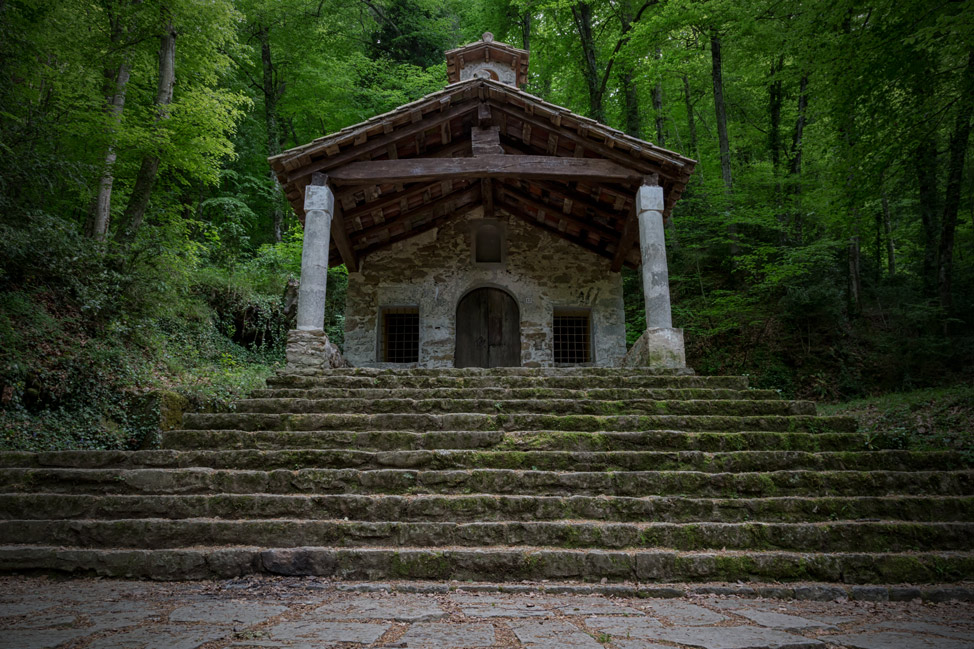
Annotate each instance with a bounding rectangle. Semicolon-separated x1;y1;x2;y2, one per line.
916;140;940;295
789;72;809;241
682;74;698;156
788;73;808;177
710;35;732;192
571;3;605;123
710;34;736;254
937;49;974;317
520;11;531;51
881;187;896;277
618;7;641;138
848;235;862;316
621;69;641;138
86;60;131;241
259;25;284;242
118;17;176;242
768;56;783;173
651;48;664;145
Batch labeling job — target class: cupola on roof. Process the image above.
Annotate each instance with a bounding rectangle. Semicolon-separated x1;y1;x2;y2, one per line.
445;32;529;88
269;32;696;274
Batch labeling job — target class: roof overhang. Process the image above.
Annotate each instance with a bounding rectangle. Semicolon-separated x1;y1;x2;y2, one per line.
269;78;696;272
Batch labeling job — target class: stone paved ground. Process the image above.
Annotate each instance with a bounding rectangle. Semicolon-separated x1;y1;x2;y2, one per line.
1;577;972;649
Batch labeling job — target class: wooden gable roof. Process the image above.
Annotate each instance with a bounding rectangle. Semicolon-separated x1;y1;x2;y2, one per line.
269;78;696;271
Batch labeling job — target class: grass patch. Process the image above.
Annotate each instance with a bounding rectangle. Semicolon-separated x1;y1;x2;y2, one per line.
820;384;974;461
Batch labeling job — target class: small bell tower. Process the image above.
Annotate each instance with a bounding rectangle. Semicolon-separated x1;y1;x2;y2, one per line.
445;32;529;88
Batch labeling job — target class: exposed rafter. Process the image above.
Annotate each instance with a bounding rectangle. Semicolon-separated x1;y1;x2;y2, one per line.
328;155;644;186
269;77;696;271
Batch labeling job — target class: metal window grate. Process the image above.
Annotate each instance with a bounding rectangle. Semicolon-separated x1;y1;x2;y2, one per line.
382;307;419;363
553;310;591;364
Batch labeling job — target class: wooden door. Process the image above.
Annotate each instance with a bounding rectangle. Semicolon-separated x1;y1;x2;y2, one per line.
455;288;520;368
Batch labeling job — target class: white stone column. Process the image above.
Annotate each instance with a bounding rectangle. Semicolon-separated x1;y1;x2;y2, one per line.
637;184;672;329
623;182;687;370
286;181;348;372
296;183;334;331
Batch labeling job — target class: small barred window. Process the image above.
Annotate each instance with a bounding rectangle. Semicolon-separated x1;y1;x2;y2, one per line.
381;307;419;363
553;309;591;364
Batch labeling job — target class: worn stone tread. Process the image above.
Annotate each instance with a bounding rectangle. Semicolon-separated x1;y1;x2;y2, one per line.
0;448;955;472
250;387;784;401
1;545;972;582
1;365;971;585
3;518;972;552
1;493;971;523
266;375;751;390
2;467;971;497
230;397;816;416
160;429;902;453
179;411;857;433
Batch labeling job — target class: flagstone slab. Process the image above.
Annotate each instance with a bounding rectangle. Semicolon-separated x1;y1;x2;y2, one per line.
313;595;446;622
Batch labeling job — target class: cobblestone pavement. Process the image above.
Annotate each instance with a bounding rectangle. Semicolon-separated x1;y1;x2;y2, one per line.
1;577;972;649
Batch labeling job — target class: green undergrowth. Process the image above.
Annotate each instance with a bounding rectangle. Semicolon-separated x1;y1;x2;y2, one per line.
820;384;974;461
0;215;349;453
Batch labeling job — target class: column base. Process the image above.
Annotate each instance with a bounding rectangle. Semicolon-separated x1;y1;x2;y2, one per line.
285;329;349;372
621;328;692;372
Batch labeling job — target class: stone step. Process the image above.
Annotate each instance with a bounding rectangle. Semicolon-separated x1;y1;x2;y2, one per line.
3;493;970;524
266;374;751;390
286;367;708;377
2;468;971;498
179;412;857;433
3;545;970;582
160;429;897;453
0;449;956;472
250;387;783;401
3;519;972;553
231;398;816;417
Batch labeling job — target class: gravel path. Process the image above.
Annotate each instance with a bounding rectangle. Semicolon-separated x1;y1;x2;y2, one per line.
1;577;972;649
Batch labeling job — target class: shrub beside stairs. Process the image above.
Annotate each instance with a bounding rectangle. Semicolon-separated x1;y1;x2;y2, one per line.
1;367;972;583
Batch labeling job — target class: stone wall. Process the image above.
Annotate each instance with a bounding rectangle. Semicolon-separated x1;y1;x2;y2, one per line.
344;207;627;368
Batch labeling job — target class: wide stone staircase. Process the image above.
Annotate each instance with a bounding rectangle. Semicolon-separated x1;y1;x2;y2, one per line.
1;368;972;582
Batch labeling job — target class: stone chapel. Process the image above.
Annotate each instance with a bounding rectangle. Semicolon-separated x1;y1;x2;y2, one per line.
268;33;696;371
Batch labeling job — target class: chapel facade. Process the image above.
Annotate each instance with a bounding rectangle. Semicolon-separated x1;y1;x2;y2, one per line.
269;33;696;371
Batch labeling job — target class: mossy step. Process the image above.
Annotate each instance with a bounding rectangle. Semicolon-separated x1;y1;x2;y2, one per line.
3;493;970;524
179;412;856;433
231;398;816;417
265;375;751;390
3;545;970;583
160;429;896;453
250;387;782;401
2;468;971;498
0;449;955;472
3;519;972;553
285;367;704;377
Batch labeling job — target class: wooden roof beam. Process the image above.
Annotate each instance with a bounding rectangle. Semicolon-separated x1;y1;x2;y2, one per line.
610;174;658;272
494;181;623;243
341;178;472;224
472;126;503;156
329;155;643;186
353;187;482;257
520;178;630;227
284;100;479;184
310;172;360;272
610;203;639;273
487;100;686;183
349;185;482;243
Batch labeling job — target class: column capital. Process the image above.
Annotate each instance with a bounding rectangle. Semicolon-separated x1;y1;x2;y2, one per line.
304;182;334;213
635;183;664;213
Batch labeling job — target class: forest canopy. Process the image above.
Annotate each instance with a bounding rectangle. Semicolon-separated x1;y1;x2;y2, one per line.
1;0;972;449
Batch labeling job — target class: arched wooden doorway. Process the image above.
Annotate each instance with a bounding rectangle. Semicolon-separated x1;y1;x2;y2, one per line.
455;288;520;368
